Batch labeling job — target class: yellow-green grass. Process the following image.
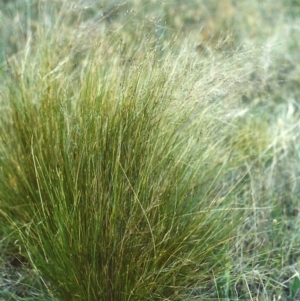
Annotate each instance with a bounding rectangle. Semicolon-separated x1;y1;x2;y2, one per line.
0;29;247;301
0;1;300;300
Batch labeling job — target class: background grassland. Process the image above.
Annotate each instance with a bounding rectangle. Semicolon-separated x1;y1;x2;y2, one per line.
0;1;300;300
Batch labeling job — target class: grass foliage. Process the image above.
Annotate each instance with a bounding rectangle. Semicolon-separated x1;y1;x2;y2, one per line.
0;0;300;300
1;45;242;300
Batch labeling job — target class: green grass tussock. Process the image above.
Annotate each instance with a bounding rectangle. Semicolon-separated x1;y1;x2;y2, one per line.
1;1;300;300
0;31;249;300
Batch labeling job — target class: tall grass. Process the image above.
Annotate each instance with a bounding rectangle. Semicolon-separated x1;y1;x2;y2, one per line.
0;20;254;299
1;1;300;300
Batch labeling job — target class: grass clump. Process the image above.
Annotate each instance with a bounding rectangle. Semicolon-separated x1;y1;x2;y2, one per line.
1;1;300;300
0;25;248;300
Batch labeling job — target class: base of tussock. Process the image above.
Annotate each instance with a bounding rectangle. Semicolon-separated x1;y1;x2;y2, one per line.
1;1;300;301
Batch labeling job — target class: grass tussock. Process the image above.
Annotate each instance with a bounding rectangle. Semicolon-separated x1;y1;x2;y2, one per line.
0;27;252;300
0;1;300;301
